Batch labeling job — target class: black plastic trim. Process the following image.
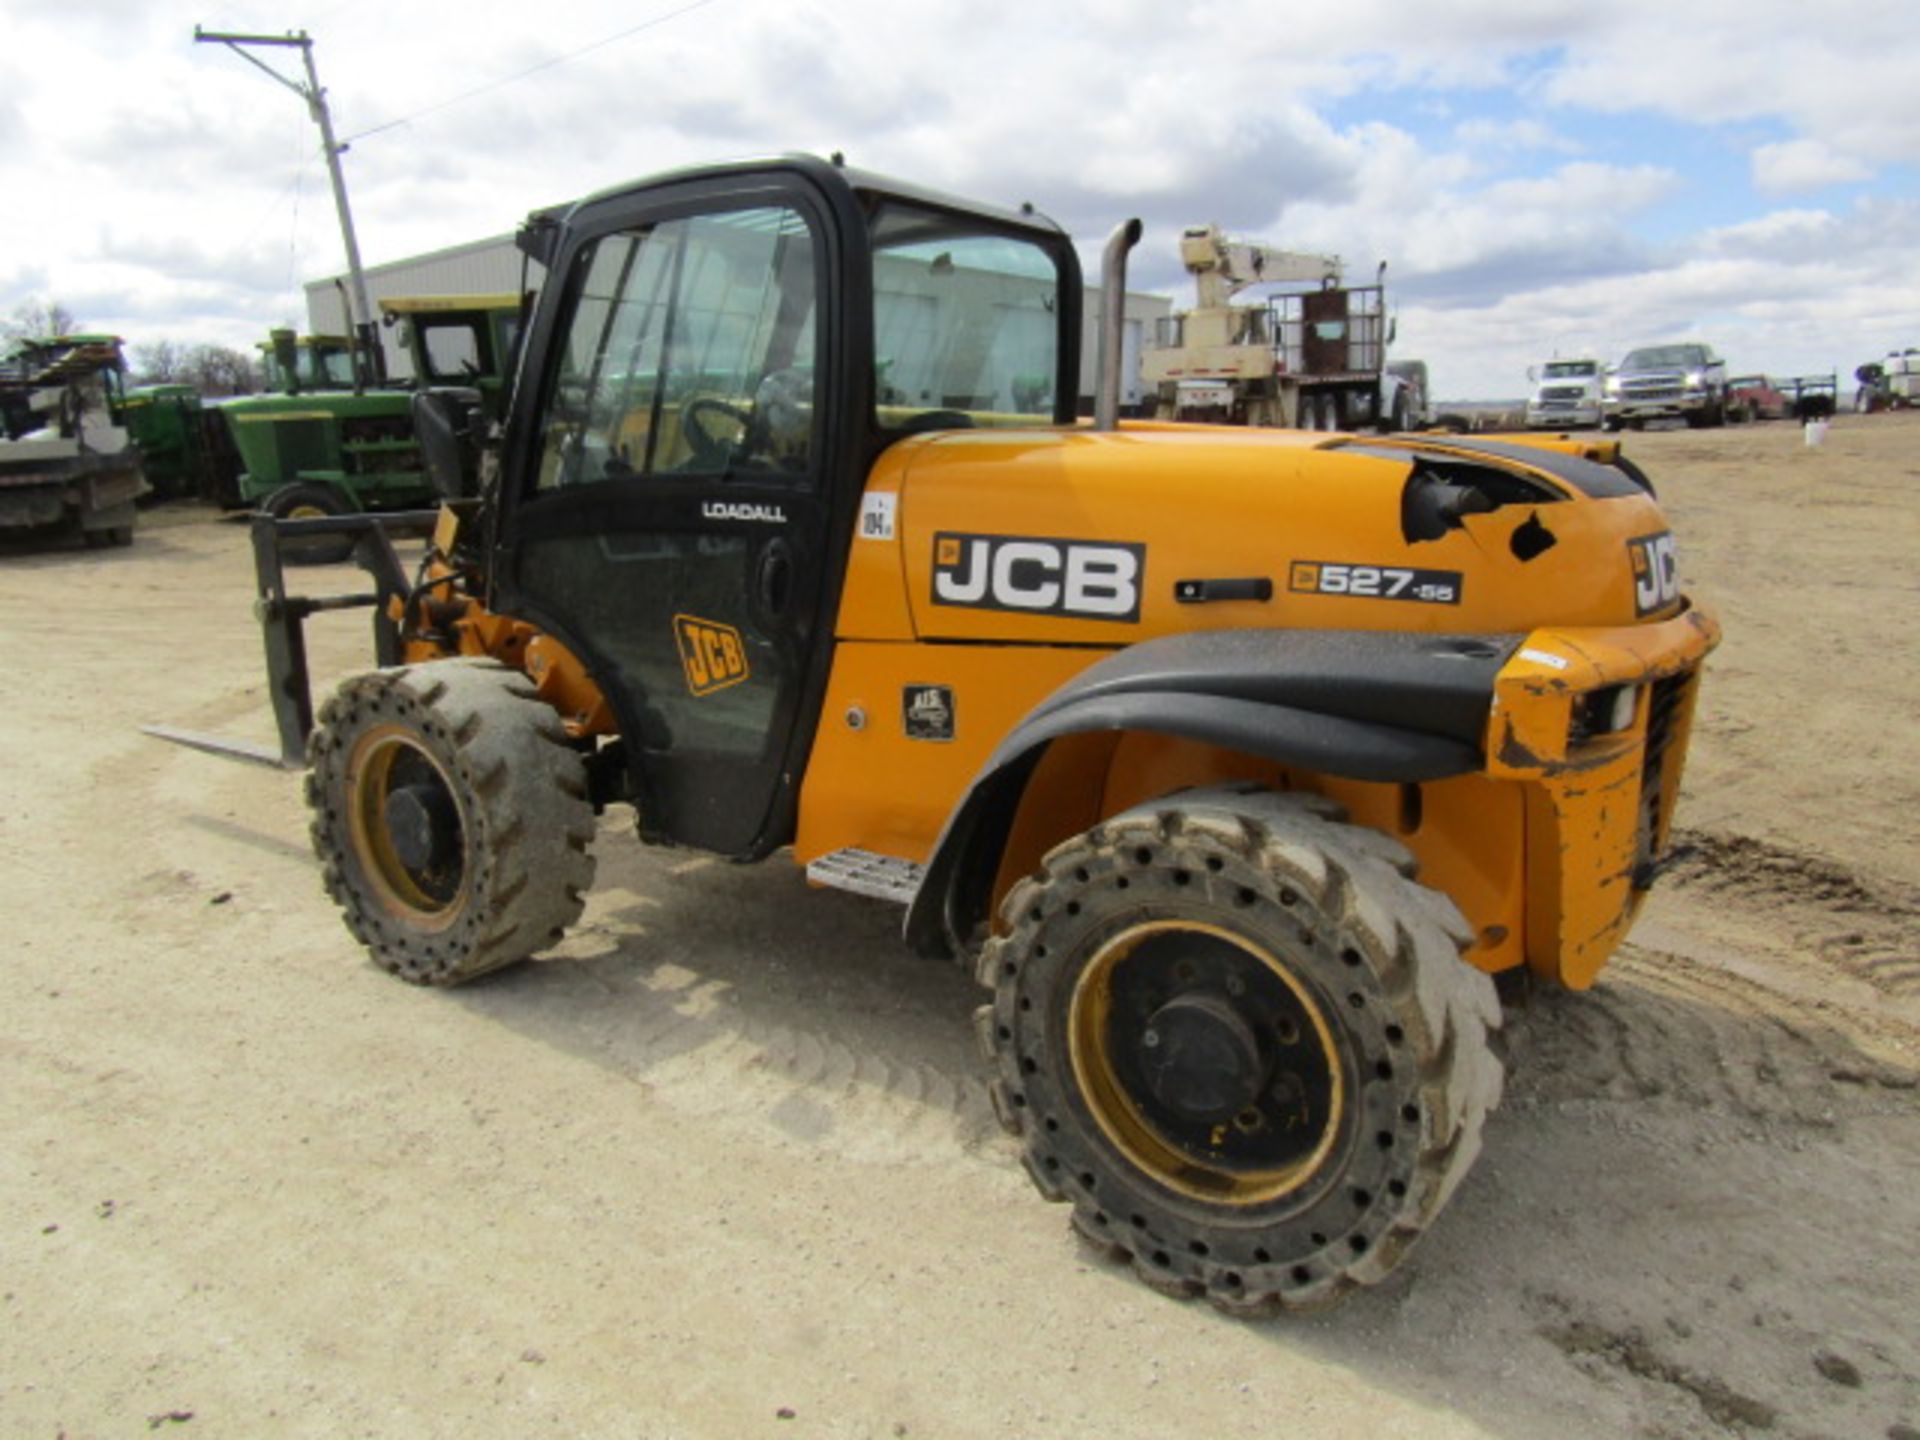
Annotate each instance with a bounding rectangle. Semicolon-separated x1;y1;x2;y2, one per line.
1351;435;1645;500
903;627;1518;958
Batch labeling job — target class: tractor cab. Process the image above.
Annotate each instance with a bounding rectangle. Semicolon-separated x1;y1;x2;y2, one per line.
474;155;1084;853
258;331;358;395
380;293;523;420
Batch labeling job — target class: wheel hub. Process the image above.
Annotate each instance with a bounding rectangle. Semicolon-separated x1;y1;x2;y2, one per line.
1069;920;1345;1204
346;726;469;920
385;781;459;873
1139;993;1265;1123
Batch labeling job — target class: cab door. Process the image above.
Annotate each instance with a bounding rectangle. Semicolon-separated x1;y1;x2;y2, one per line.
493;175;853;857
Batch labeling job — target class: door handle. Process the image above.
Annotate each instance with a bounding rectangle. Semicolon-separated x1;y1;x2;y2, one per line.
755;537;793;617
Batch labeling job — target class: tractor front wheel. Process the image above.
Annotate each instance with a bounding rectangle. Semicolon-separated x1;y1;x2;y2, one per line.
977;787;1502;1313
262;480;356;566
305;659;597;986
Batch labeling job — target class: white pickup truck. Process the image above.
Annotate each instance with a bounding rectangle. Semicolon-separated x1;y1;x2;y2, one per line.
1525;357;1605;428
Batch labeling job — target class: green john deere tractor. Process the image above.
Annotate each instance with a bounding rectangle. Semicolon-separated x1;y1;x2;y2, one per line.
213;294;520;561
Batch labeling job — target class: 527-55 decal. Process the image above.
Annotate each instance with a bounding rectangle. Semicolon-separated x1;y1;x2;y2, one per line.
1289;561;1463;605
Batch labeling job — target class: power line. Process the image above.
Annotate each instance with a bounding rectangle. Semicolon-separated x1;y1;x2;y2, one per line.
339;0;721;145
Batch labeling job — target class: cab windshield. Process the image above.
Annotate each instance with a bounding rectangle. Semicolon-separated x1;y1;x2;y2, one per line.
1622;345;1706;370
1543;360;1597;379
267;344;355;391
310;346;355;387
869;202;1065;431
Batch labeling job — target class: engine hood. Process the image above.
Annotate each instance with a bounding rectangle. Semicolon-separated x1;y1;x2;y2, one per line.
855;422;1683;646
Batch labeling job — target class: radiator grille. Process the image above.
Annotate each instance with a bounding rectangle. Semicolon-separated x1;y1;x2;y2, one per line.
1633;670;1694;887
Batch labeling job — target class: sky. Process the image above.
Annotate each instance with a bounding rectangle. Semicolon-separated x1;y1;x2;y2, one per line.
3;0;1918;398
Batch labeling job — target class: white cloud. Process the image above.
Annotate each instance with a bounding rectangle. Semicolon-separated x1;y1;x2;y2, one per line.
1750;139;1873;195
1542;6;1920;161
1452;117;1581;154
3;0;1918;402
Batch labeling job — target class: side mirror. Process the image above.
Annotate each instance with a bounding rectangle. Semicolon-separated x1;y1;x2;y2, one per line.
412;387;485;500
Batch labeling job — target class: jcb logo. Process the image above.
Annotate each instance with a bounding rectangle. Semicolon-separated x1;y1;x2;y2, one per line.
674;614;749;696
931;532;1144;622
1628;532;1680;616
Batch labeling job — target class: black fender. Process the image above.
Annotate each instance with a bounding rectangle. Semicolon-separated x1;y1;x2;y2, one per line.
903;627;1520;959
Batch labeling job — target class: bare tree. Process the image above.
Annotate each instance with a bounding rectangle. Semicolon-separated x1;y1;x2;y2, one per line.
184;343;259;397
2;297;81;343
132;338;187;386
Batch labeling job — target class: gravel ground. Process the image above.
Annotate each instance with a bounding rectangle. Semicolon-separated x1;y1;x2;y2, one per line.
1;414;1915;1439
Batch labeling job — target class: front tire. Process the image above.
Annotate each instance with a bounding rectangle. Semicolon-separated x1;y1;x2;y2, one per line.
261;480;355;566
977;788;1502;1313
306;659;597;986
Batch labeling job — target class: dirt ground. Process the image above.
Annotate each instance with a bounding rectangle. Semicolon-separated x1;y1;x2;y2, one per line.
2;415;1916;1440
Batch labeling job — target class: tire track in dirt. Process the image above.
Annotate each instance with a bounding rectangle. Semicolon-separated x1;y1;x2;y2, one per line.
1499;941;1917;1128
457;844;1004;1172
1664;827;1920;998
1530;1296;1783;1435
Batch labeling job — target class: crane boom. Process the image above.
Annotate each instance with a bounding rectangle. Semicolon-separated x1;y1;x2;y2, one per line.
1177;223;1342;307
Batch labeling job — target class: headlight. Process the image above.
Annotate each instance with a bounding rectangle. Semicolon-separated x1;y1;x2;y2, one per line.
1604;377;1621;395
1683;371;1703;388
1569;684;1639;743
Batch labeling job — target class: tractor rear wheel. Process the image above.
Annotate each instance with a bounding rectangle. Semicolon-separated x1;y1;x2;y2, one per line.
305;658;597;986
977;787;1501;1313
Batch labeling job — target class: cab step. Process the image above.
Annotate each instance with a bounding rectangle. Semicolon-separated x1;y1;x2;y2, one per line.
805;848;924;905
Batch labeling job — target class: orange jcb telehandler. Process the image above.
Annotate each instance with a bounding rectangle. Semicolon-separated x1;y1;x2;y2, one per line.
155;155;1716;1313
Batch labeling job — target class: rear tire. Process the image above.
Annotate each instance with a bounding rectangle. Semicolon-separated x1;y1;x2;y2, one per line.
305;659;597;986
977;787;1501;1313
262;480;356;566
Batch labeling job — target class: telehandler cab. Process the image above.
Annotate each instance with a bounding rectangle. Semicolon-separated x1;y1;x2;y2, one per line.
158;154;1717;1313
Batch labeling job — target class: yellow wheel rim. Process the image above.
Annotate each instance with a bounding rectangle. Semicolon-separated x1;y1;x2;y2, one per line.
1068;919;1344;1206
345;725;469;931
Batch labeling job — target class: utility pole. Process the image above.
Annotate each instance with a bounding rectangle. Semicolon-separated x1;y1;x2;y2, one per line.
194;26;382;387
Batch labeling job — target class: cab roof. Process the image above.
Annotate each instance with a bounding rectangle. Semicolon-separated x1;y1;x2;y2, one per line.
520;152;1069;265
380;293;521;317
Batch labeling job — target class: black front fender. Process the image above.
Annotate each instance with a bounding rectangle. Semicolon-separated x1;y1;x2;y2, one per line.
903;627;1518;959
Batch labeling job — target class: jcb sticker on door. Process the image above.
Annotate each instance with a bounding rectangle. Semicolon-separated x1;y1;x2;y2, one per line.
1628;532;1680;616
674;614;750;696
931;532;1144;622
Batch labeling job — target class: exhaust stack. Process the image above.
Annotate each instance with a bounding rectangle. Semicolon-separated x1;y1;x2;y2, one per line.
1094;217;1144;431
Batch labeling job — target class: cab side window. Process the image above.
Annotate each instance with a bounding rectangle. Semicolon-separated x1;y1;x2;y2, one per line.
870;203;1064;430
419;320;486;382
535;206;818;491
